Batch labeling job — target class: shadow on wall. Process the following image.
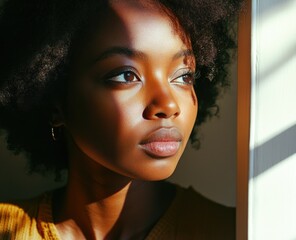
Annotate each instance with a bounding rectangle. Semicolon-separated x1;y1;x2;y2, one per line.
252;124;296;177
252;0;296;177
258;0;294;14
249;0;296;238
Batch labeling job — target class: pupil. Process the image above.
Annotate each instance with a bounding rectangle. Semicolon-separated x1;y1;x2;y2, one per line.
124;72;134;81
183;75;192;83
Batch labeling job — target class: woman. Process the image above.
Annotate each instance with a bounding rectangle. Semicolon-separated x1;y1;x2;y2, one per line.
0;0;242;239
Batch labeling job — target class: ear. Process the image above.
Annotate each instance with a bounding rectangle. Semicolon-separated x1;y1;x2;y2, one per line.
50;104;65;127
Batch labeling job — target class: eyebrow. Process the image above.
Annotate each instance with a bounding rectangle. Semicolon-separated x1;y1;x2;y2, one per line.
92;46;147;63
173;49;195;60
92;46;195;64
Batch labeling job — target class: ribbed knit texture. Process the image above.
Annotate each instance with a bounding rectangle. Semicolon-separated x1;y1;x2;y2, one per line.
0;193;61;240
0;197;42;240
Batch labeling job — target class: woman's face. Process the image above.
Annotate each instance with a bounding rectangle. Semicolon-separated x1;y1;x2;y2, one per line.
62;1;198;181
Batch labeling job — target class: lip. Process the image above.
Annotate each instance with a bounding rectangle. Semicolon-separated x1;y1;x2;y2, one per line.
139;127;183;158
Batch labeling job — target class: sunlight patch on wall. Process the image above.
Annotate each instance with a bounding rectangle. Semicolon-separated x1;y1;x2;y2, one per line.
253;0;296;146
249;0;296;239
251;154;296;240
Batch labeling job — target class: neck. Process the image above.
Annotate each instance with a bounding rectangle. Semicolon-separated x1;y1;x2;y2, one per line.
53;167;175;239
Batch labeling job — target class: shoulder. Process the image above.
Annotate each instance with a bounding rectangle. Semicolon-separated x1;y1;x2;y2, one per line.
0;197;41;239
0;197;40;220
175;186;236;239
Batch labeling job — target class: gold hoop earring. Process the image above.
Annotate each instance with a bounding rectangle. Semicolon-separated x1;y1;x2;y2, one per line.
51;127;59;141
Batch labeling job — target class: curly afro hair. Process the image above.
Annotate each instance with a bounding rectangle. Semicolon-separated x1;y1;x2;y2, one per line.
0;0;242;177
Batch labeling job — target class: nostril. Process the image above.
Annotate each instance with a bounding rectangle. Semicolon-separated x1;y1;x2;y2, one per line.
143;96;181;120
155;112;167;118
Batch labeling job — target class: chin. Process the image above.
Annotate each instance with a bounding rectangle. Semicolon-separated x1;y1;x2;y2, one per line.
132;163;178;181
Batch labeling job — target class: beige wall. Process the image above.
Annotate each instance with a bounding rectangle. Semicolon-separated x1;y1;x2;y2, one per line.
169;60;238;207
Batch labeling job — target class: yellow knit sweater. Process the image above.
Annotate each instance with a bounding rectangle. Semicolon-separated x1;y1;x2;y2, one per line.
0;186;235;239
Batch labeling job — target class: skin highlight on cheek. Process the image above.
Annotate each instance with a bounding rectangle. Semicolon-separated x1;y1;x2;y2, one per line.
191;88;198;106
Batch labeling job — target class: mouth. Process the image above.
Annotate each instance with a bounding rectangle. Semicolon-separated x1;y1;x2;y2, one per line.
139;127;182;158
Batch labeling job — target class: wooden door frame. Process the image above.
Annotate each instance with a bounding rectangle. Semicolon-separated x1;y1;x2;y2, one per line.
237;0;251;239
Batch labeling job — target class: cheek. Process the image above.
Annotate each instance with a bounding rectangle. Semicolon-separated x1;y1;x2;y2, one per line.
64;87;143;161
177;88;198;133
191;88;198;106
64;89;119;158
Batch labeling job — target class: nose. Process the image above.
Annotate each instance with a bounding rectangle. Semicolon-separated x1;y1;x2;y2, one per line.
143;82;181;120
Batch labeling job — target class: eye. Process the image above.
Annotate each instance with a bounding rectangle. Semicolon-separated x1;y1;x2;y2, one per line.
106;69;141;84
170;68;196;85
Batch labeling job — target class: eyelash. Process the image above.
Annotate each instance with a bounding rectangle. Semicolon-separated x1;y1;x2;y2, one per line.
103;67;196;86
103;67;141;85
170;69;196;86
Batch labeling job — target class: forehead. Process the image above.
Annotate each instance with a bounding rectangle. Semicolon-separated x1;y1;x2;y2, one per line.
113;4;176;44
108;0;185;39
85;1;190;52
69;0;195;71
109;0;160;9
